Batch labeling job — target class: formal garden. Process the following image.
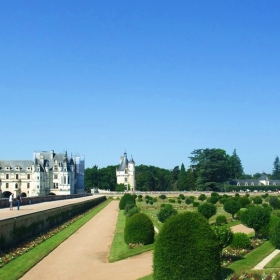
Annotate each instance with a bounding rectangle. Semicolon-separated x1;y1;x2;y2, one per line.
109;192;280;280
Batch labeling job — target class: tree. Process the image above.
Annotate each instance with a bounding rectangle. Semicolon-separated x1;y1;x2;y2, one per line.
229;149;244;179
189;148;230;191
157;204;178;223
159;194;166;201
153;212;221;280
212;226;233;255
239;206;271;238
272;156;280;179
223;199;241;219
178;163;188;191
186;167;196;190
198;202;217;220
198;194;207;202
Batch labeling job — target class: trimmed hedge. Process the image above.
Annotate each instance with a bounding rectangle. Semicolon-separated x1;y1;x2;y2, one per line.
119;194;135;210
153;212;221;280
216;215;227;226
124;213;154;245
269;214;280;248
230;232;251;249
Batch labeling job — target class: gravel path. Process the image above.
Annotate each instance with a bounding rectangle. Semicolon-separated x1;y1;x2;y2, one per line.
20;200;153;280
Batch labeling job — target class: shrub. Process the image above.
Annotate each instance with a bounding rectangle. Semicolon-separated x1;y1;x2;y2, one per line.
239;205;271;238
216;215;227;226
224;199;241;219
119;194;135;210
269;215;280;248
198;202;217;220
219;198;229;205
169;199;175;203
137;197;143;202
185;197;192;205
269;196;280;209
193;201;200;207
159;194;166;201
177;199;182;204
153;212;221;280
160;203;165;208
157;206;178;223
178;194;185;200
145;195;150;200
124;202;135;215
238;196;251;208
207;196;219;205
252;196;262;205
198;194;207;201
132;194;137;200
124;213;154;245
145;200;149;204
261;193;268;199
212;226;233;253
153;198;157;202
149;200;153;205
138;194;143;199
125;206;140;219
230;233;251;249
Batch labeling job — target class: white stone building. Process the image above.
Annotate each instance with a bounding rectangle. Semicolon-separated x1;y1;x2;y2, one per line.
116;152;136;191
0;150;85;198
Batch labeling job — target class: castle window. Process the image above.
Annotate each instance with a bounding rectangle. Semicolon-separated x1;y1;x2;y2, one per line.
16;174;19;179
54;175;58;179
6;183;9;188
27;174;30;179
15;184;18;189
125;178;127;182
6;174;9;179
27;183;30;188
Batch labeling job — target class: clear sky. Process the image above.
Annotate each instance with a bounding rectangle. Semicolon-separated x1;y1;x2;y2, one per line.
1;1;280;175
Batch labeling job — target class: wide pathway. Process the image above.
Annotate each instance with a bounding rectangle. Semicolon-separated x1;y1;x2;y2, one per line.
20;200;153;280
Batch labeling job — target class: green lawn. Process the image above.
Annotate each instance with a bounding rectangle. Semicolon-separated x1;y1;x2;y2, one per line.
265;250;280;269
0;199;111;280
108;209;154;262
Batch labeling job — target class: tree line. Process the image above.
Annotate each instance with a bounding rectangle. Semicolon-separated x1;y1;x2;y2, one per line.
84;149;280;192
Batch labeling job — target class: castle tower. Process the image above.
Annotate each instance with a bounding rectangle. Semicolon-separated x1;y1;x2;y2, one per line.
116;152;136;191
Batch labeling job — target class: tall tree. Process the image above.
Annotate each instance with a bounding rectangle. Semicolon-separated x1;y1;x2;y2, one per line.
229;149;244;179
178;163;188;191
189;148;230;191
272;156;280;179
186;168;196;190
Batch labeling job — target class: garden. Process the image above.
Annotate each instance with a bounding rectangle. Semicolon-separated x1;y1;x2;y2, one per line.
109;192;280;280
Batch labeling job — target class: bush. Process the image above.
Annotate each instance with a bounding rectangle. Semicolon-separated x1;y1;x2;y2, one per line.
177;199;182;204
252;196;263;205
238;196;251;208
198;194;207;201
153;198;157;202
132;194;137;200
160;203;166;208
198;202;217;220
138;194;143;199
185;197;192;205
178;194;185;200
119;194;135;210
212;226;233;253
230;233;251;249
149;200;153;205
124;202;135;215
207;196;219;205
137;197;143;202
125;206;140;219
159;194;166;201
153;212;221;280
224;199;241;219
193;201;200;207
216;215;227;226
269;215;280;248
269;196;280;209
169;199;175;203
145;200;149;204
157;205;178;223
124;213;154;245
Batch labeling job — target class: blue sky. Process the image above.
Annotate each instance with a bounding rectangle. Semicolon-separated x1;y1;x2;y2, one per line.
1;1;280;175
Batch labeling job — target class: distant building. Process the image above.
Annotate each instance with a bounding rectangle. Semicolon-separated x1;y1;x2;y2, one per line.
231;172;280;187
0;150;84;198
116;152;136;191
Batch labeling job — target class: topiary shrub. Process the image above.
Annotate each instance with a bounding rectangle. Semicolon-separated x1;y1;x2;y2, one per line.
177;199;182;204
207;196;219;205
252;196;263;205
160;203;165;208
125;206;140;219
185;197;192;205
119;194;135;210
157;205;178;223
238;196;251;208
169;198;175;203
224;199;241;219
212;226;233;254
145;199;149;204
230;233;251;249
193;201;200;207
269;196;280;210
216;215;227;226
132;194;137;200
124;213;154;245
149;200;153;205
153;198;157;202
198;202;217;220
137;197;143;202
154;212;221;280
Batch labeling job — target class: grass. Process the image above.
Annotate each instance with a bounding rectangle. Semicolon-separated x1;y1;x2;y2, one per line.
108;209;154;262
0;199;111;280
228;241;275;273
265;250;280;269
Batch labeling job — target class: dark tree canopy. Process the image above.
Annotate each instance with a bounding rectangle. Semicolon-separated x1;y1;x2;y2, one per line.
178;163;188;191
229;149;244;179
272;156;280;179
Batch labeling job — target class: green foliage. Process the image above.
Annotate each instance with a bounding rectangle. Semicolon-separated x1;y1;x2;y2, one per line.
116;183;125;192
207;196;219;204
153;198;157;202
177;199;182;204
178;163;188;191
230;232;251;249
269;196;280;209
223;199;241;219
149;200;153;205
137;197;143;202
185;197;192;205
193;201;200;207
119;194;135;210
239;205;271;238
160;203;165;208
145;200;149;204
238;196;251;208
219;197;229;205
124;213;154;245
229;149;244;179
198;202;217;220
269;215;280;248
261;193;269;199
138;194;143;198
125;206;140;219
168;198;175;203
178;194;185;200
212;226;233;252
153;212;221;280
215;215;227;226
157;205;178;223
272;156;280;179
252;196;262;205
159;194;166;201
198;194;207;201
